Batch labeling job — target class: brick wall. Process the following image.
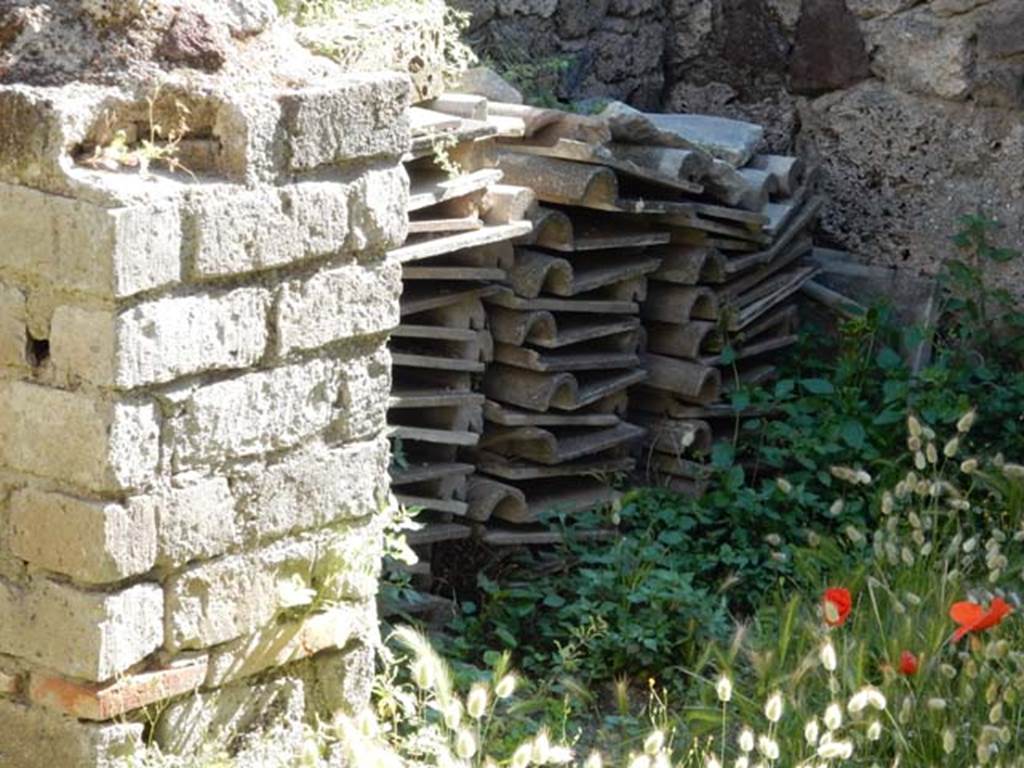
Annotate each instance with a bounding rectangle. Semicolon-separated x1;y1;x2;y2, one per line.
0;75;410;766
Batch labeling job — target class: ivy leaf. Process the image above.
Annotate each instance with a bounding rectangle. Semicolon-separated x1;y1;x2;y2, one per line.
720;345;737;365
543;594;566;608
876;347;902;370
711;442;735;469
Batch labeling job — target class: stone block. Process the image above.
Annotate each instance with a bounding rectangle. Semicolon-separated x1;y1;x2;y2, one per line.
789;0;871;96
0;381;160;493
50;287;270;388
0;578;163;681
168;344;390;470
136;477;239;568
333;343;392;442
166;358;340;471
0;281;27;370
164;520;381;651
153;675;306;757
185;182;349;279
0;699;143;768
205;600;376;687
0;182;181;300
496;0;558;16
301;642;376;720
278;75;411;171
0;668;20;696
233;436;390;544
29;657;208;721
344;166;410;253
275;260;401;356
7;488;157;584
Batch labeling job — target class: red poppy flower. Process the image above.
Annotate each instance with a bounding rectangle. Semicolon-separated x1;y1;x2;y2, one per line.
899;650;918;676
823;587;852;627
950;597;1013;642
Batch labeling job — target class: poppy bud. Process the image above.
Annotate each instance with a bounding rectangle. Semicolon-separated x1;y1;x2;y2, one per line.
899;650;919;676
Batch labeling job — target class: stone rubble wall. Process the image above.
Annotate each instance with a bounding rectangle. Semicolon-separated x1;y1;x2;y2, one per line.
0;72;410;766
457;0;1024;283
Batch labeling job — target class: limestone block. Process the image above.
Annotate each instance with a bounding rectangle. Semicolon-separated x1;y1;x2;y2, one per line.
455;66;525;103
50;288;270;389
0;182;181;300
138;477;239;568
334;343;392;442
865;6;974;101
0;699;143;768
233;436;390;544
301;641;376;721
153;675;306;757
0;578;163;681
166;358;344;470
164;521;380;650
205;600;376;687
347;166;410;252
591;15;666;84
275;260;401;356
7;488;157;585
278;75;411;171
185;182;349;279
0;382;160;493
0;281;27;370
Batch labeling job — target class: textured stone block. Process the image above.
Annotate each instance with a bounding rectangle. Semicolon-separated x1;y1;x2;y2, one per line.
168;345;390;470
233;436;390;544
153;676;306;757
205;600;375;686
279;75;411;170
275;260;401;355
29;657;208;721
0;182;181;299
185;182;349;278
0;699;143;768
50;287;270;388
0;578;163;681
165;520;381;651
141;477;239;568
301;642;376;720
167;358;341;470
0;281;27;370
7;488;157;584
0;382;160;493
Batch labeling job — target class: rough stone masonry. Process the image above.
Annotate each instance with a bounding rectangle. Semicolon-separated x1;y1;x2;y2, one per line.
0;3;415;764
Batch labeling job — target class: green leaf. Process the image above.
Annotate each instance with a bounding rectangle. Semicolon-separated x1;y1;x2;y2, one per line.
800;378;835;395
876;347;902;370
711;442;735;469
542;594;566;608
839;419;866;450
719;345;737;365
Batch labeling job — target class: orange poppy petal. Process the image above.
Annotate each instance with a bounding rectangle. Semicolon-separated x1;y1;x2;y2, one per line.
950;601;985;626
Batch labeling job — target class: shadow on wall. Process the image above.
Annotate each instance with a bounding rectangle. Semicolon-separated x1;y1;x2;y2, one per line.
454;0;1024;286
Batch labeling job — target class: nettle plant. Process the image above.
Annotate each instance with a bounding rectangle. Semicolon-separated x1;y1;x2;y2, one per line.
686;409;1023;768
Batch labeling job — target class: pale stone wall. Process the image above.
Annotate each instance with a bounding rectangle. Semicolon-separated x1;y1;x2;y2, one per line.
0;73;409;766
459;0;1024;281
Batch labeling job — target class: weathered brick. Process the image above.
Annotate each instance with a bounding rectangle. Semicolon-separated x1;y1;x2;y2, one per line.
7;488;157;584
0;281;27;370
0;699;143;768
279;75;411;171
275;260;400;356
168;345;389;470
0;182;181;299
0;577;163;681
233;436;389;544
138;477;239;568
164;520;381;651
0;382;160;493
205;600;375;687
50;287;270;388
29;657;208;721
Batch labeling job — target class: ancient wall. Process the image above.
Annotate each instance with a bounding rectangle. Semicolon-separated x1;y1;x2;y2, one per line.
0;56;409;768
458;0;1024;279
